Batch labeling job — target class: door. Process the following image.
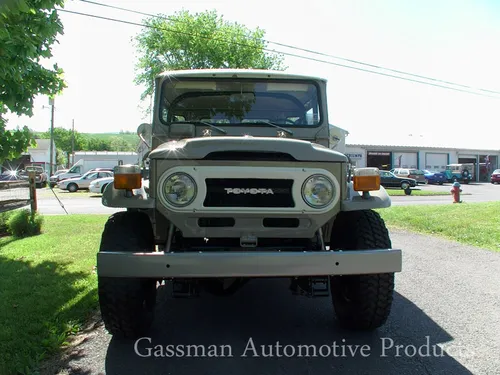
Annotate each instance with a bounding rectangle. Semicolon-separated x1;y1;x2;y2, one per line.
425;153;448;172
393;152;418;169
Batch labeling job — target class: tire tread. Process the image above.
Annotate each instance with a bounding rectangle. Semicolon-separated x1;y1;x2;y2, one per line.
98;211;156;339
330;210;395;330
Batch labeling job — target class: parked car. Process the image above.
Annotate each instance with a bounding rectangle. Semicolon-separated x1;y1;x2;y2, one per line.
58;170;113;192
0;170;22;181
18;165;48;188
391;168;427;184
423;169;447;185
49;169;69;187
89;176;114;194
50;167;114;187
379;170;417;195
491;169;500;184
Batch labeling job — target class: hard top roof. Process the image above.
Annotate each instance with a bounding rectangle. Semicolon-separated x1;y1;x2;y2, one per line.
156;68;327;82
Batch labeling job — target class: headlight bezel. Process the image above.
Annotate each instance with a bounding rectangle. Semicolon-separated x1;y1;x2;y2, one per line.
301;174;335;209
159;171;198;208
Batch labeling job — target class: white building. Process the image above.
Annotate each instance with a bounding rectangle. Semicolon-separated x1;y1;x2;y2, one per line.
25;139;57;173
71;151;139;166
345;141;500;182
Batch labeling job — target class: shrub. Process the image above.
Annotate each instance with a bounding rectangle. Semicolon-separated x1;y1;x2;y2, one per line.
0;211;13;235
6;209;44;238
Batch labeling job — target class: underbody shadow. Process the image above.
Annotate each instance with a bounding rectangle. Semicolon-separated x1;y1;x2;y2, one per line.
105;279;473;375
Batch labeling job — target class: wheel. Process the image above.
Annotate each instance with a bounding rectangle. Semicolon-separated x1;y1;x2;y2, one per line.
67;183;78;192
101;183;109;194
98;211;157;339
439;182;443;185
404;188;412;195
329;210;395;331
400;181;410;190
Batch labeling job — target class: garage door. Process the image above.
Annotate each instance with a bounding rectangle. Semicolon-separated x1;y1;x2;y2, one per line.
425;153;448;171
393;152;418;169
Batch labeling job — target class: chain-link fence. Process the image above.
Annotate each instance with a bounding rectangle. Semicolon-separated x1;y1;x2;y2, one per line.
0;180;30;213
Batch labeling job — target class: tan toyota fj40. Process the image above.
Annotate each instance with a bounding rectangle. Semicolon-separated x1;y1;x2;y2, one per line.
97;69;402;338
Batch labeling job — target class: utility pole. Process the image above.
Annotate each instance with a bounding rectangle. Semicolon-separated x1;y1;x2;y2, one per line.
49;98;55;177
71;119;75;167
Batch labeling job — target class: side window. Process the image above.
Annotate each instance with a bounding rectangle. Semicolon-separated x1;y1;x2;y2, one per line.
74;166;81;174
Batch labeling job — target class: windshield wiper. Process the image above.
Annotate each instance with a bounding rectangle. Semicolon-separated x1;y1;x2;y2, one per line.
193;121;227;134
247;120;294;135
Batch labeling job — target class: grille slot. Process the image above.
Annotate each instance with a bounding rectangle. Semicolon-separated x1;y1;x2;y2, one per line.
263;218;300;228
203;178;295;208
198;218;235;227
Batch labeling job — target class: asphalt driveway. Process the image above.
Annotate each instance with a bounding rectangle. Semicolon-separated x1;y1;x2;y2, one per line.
40;229;500;375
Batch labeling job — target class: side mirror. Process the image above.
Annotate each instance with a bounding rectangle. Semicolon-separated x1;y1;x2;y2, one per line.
137;123;152;147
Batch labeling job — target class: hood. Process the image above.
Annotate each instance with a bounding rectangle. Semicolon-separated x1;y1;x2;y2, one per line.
59;176;81;183
148;136;348;163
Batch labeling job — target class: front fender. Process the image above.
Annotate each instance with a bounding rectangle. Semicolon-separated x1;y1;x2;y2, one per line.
341;182;391;211
102;183;155;209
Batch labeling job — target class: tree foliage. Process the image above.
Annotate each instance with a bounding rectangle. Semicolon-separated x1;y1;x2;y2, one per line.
38;128;139;161
0;0;66;162
134;9;286;100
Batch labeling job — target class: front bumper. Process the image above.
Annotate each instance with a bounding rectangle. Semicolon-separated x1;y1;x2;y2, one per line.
96;249;402;278
89;185;101;193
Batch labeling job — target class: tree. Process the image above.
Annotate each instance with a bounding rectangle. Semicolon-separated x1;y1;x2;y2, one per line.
0;0;66;162
85;137;112;151
133;9;286;100
40;127;86;165
110;136;136;152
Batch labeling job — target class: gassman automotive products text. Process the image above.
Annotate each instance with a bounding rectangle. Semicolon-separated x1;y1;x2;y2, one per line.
134;337;472;358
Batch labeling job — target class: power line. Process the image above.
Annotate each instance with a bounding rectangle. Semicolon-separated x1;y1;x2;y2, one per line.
75;0;500;96
57;8;500;99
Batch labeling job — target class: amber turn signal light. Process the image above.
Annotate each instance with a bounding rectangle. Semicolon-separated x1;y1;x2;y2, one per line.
113;164;142;190
352;167;381;192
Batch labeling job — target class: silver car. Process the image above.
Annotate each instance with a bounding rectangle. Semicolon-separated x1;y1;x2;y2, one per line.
58;170;113;192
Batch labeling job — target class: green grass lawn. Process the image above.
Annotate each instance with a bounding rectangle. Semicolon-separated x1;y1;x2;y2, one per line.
0;215;108;375
377;201;500;252
385;189;452;196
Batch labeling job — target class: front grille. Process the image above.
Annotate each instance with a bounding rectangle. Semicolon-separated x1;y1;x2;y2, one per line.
203;178;295;207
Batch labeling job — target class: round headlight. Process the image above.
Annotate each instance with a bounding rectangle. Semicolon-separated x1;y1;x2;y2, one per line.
162;172;197;207
301;174;335;208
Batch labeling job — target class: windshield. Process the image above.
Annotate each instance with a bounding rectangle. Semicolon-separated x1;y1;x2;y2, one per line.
160;79;321;126
82;172;98;179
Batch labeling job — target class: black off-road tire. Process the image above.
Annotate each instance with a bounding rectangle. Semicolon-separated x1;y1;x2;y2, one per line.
98;211;157;339
329;210;395;331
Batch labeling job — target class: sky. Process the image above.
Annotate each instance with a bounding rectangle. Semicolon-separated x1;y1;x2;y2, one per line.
5;0;500;150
